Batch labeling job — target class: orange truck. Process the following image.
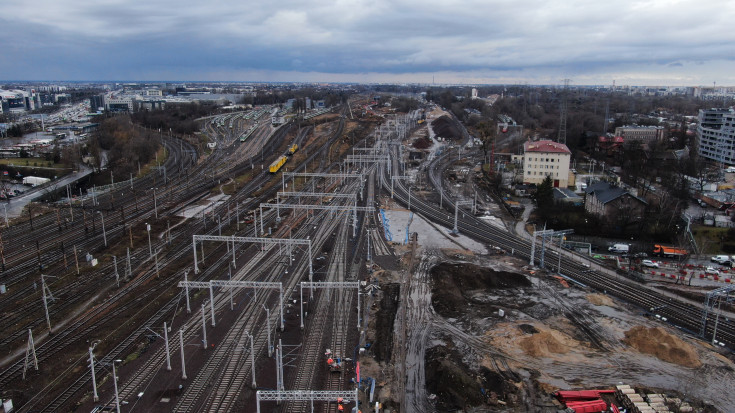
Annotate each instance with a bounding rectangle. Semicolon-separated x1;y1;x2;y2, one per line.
652;244;688;258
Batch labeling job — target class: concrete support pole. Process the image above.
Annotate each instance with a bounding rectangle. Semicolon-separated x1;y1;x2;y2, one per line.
113;362;121;413
264;306;272;357
300;284;304;329
259;205;264;235
164;322;171;371
113;256;119;287
201;304;207;349
248;332;257;389
184;272;191;313
209;285;216;327
89;346;98;401
193;236;199;274
179;329;187;380
279;284;285;331
41;275;51;331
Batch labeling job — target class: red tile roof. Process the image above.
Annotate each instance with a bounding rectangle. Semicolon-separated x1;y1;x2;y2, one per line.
524;140;571;154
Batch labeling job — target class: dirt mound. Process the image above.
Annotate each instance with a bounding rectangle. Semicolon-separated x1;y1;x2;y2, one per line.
430;262;531;318
519;331;570;357
425;346;519;410
412;136;432;149
587;293;615;307
623;326;701;368
431;115;462;140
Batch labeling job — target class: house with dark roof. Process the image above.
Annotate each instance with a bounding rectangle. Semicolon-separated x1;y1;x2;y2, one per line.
584;181;647;221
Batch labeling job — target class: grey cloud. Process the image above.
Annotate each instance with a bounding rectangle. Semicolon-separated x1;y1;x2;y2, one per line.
1;0;734;84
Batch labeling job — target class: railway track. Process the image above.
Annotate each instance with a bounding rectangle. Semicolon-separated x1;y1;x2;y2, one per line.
5;107;359;412
382;132;735;349
9;113;299;411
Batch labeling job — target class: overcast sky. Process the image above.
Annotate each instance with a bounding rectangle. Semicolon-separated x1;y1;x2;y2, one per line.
2;0;734;85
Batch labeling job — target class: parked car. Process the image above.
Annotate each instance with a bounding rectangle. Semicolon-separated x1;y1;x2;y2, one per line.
706;267;720;276
641;260;659;268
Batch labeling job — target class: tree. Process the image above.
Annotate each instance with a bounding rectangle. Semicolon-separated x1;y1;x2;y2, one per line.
475;121;495;166
533;175;555;218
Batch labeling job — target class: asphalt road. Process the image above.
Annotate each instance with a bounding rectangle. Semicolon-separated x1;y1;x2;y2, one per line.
4;165;93;218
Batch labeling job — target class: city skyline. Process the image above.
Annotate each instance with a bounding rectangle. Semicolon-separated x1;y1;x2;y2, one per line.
3;0;734;86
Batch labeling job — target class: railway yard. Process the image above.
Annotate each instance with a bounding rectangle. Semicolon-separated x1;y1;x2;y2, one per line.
2;100;735;413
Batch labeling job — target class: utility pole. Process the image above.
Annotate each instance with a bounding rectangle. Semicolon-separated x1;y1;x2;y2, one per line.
22;329;38;379
41;274;54;331
89;343;99;401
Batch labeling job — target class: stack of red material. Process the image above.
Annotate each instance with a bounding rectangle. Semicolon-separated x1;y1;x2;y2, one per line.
555;390;616;412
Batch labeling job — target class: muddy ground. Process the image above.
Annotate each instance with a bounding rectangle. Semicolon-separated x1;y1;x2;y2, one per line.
368;251;734;412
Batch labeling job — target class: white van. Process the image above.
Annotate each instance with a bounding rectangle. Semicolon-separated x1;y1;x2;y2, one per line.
608;244;630;254
712;255;731;265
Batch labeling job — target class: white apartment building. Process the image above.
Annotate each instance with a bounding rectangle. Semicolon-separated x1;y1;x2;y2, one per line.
697;108;735;165
105;96;134;112
520;140;571;187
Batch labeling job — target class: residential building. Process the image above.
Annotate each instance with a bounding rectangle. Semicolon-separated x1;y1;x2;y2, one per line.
105;96;134;112
584;181;647;220
614;125;664;143
144;88;163;96
521;140;571;187
89;95;105;111
697;108;735;165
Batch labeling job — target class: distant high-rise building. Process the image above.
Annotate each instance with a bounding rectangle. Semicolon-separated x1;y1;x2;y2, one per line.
471;88;478;99
90;95;105;111
105;96;134;112
697;107;735;165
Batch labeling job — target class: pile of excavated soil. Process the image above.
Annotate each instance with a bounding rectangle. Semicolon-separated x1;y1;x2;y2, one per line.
430;262;531;318
425;345;520;410
623;326;702;368
587;293;615;307
412;136;432;149
519;331;571;357
425;346;485;410
431;115;462;140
